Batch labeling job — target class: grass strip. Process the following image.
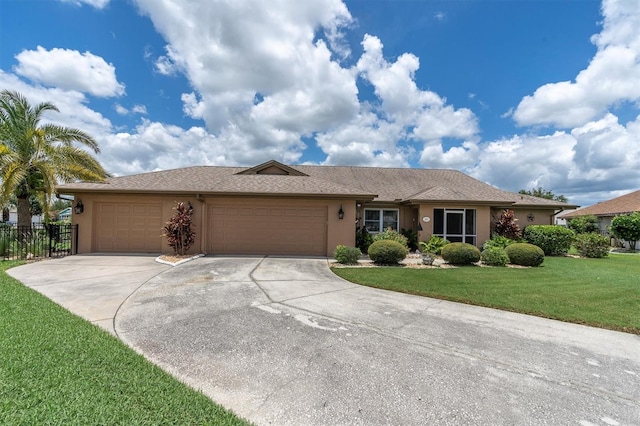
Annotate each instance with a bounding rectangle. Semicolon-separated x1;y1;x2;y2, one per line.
333;254;640;334
0;261;250;425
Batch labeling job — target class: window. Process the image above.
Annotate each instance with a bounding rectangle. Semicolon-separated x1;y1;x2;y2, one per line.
433;208;476;245
364;209;399;233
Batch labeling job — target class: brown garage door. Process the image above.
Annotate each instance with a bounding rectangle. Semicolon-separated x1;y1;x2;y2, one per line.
207;205;327;255
95;202;163;252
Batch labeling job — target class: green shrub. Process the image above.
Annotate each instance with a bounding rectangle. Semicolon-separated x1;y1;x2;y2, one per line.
441;242;481;265
574;233;610;258
505;243;545;267
356;228;373;253
482;234;516;251
523;225;574;256
568;215;599;234
401;228;419;251
367;240;408;265
419;235;449;255
372;228;408;248
480;247;509;266
333;245;362;264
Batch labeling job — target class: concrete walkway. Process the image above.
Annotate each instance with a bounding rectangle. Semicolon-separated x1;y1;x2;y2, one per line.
8;255;640;425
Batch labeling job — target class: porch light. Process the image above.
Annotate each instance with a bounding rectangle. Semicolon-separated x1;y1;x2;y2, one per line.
338;206;344;220
74;200;84;215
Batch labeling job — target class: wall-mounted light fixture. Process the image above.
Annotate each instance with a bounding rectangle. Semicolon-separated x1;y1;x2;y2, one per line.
338;205;344;220
417;223;423;231
74;200;84;215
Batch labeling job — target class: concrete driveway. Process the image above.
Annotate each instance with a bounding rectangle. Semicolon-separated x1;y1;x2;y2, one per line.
9;255;640;425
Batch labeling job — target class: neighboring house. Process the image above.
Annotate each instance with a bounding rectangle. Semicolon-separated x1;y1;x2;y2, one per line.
57;160;577;256
57;207;72;222
555;209;576;227
3;207;44;224
562;189;640;236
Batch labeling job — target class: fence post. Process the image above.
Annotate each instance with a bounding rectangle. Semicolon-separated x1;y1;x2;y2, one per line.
74;224;79;255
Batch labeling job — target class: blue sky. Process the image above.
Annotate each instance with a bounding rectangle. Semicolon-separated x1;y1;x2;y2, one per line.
1;0;639;207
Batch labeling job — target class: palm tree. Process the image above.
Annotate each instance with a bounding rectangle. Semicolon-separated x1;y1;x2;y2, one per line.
0;90;108;228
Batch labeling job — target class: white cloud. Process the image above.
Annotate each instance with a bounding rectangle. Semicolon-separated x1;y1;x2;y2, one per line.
513;0;640;128
14;46;125;97
131;0;360;161
469;112;640;205
59;0;110;8
114;103;128;115
132;105;147;114
154;46;182;76
114;103;148;115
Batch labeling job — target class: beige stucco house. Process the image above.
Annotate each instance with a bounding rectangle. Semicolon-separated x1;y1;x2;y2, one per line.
57;160;577;256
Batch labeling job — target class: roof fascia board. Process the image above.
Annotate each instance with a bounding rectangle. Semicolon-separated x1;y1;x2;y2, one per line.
57;189;376;200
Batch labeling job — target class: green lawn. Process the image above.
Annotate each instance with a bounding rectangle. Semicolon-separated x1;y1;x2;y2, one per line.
0;261;250;425
333;254;640;334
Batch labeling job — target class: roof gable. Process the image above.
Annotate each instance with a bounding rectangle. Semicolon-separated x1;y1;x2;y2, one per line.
235;160;308;176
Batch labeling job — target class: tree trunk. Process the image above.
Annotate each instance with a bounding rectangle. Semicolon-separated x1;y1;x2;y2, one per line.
17;196;32;229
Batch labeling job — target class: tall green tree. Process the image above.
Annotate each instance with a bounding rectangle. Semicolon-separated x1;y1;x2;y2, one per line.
0;90;108;228
519;187;567;203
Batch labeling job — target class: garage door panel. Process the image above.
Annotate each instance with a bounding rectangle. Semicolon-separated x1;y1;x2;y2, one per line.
207;204;327;256
95;202;162;252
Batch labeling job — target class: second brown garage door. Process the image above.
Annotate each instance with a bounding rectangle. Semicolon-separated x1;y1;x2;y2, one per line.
207;204;327;256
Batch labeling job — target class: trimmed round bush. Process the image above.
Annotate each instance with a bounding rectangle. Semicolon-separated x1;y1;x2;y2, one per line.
523;225;574;256
367;240;408;265
480;247;509;267
333;245;362;264
441;242;481;265
505;243;545;267
574;233;610;258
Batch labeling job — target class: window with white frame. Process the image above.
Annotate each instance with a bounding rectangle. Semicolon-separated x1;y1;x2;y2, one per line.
433;208;476;245
364;209;399;233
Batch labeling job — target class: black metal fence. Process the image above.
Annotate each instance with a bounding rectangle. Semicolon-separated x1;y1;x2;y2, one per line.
0;223;78;261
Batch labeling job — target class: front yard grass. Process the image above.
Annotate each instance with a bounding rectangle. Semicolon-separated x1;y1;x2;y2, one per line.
333;254;640;334
0;261;249;425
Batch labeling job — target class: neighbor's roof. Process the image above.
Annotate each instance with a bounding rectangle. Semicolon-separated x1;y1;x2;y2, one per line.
563;189;640;218
57;160;577;208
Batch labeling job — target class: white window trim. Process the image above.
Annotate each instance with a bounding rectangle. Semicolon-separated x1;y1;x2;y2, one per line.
363;208;399;233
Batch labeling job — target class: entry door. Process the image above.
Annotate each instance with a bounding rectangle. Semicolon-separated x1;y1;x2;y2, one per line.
445;210;464;243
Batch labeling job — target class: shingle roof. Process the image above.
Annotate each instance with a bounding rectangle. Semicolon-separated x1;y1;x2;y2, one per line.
562;189;640;218
57;161;577;208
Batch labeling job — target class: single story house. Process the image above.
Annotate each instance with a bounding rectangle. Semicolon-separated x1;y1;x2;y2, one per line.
57;160;577;256
562;189;640;235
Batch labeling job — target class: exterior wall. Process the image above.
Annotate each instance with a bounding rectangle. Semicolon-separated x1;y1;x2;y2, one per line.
510;208;559;228
416;204;492;248
72;192;356;256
